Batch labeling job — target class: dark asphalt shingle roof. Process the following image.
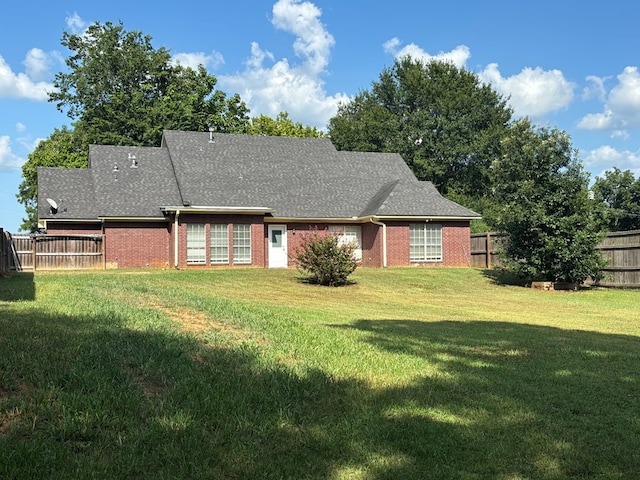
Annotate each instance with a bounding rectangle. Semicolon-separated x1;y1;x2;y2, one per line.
38;130;480;222
37;168;96;220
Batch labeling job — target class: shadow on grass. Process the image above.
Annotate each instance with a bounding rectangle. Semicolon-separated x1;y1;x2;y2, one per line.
481;267;528;286
294;273;357;287
340;319;640;478
0;272;35;301
1;304;639;478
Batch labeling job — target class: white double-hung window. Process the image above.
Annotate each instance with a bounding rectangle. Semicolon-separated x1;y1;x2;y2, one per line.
210;224;229;264
329;225;362;261
409;223;442;262
233;224;251;264
186;224;206;264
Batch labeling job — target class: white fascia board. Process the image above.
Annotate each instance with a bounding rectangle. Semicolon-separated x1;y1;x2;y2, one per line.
98;216;169;222
160;206;273;215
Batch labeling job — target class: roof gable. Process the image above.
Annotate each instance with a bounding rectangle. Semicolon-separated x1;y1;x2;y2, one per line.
88;145;181;217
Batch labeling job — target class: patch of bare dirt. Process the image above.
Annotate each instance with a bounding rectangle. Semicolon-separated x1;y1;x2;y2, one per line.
124;365;165;398
149;302;245;337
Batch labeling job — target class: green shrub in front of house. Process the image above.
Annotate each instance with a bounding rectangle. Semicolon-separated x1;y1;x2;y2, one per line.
293;230;358;286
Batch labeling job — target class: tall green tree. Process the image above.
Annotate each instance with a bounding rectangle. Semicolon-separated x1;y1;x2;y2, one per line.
591;167;640;232
18;21;252;231
328;57;513;204
248;112;326;138
487;119;606;285
50;21;250;146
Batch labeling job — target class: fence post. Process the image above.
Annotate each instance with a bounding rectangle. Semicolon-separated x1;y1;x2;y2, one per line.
102;234;106;270
31;235;36;271
486;232;491;269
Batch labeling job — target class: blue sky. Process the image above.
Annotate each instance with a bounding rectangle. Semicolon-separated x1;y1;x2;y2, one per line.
2;0;640;232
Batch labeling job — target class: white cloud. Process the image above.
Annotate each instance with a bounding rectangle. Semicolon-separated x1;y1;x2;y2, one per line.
383;37;471;68
0;54;53;100
271;0;334;75
217;0;349;130
583;145;640;178
23;48;52;82
0;136;25;169
65;12;87;34
171;51;224;70
479;64;575;118
578;67;640;136
582;75;609;102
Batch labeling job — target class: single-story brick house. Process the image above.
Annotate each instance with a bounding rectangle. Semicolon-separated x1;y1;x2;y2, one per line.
37;130;480;269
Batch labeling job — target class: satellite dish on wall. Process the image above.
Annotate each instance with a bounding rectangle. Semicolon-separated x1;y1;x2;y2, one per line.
46;198;58;214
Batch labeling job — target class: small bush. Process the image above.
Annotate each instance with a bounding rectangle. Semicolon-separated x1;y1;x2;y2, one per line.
293;230;358;286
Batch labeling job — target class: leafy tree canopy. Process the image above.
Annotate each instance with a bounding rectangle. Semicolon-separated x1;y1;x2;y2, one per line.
50;21;251;146
591;167;640;232
327;56;513;203
248;112;326;138
486;119;606;284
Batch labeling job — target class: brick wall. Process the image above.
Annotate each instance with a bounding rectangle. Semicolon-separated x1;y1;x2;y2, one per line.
46;218;473;269
105;222;171;269
382;221;471;267
282;223;380;267
442;221;472;267
271;221;471;268
361;222;382;267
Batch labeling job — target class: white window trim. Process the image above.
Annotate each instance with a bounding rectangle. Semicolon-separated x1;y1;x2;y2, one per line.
210;223;229;264
410;223;442;262
186;223;206;264
233;224;252;264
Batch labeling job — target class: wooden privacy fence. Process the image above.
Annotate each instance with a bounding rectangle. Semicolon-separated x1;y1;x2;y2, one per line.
9;234;104;271
471;230;640;288
470;233;504;269
596;230;640;288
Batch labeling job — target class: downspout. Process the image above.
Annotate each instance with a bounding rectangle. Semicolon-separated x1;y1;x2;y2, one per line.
174;210;180;269
370;218;387;267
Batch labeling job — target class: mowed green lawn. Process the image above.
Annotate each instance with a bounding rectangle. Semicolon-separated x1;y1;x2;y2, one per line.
1;267;639;479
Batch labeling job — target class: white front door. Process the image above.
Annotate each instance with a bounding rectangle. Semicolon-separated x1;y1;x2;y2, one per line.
268;225;288;268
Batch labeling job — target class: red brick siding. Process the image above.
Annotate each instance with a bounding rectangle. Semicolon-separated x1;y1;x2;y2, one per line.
442;222;472;267
384;221;471;267
283;223;378;267
104;222;171;269
270;221;471;268
361;222;382;267
46;218;473;269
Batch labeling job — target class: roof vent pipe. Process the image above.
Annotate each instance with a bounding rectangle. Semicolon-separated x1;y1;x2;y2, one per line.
208;126;215;143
